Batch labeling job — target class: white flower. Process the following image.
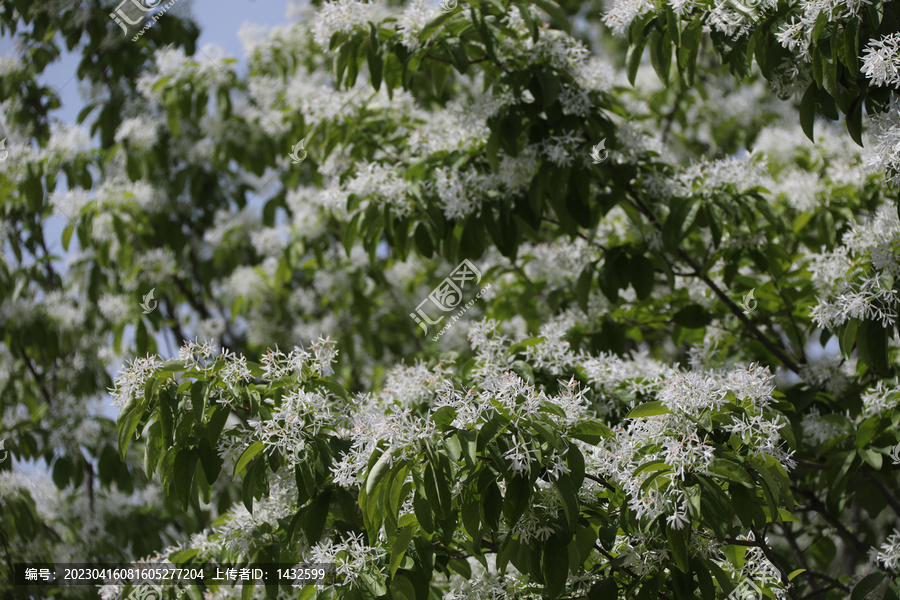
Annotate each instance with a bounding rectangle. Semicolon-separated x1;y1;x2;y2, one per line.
396;0;438;49
114;116;159;149
98;294;132;324
49;189;92;221
877;529;900;570
46;123;91;159
311;0;390;49
602;0;655;36
250;226;288;257
860;381;900;417
862;33;900;88
504;438;538;473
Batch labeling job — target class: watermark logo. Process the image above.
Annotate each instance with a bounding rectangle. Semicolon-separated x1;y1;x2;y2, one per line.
289;138;308;164
890;443;900;464
590;139;608;164
726;578;763;600
110;0;182;41
439;0;458;12
410;259;490;340
109;0;159;34
0;439;7;462
140;288;158;314
0;138;8;162
723;0;765;18
130;584;163;600
739;288;757;315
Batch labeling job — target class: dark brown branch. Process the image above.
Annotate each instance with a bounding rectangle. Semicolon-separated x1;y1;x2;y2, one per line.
791;486;869;557
865;473;900;518
19;345;55;406
585;473;616;492
595;544;672;600
622;188;802;373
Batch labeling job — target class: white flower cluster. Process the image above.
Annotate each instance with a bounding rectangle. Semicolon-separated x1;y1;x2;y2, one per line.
861;33;900;89
860;380;900;418
308;531;387;586
114;116;159;150
444;559;535;600
465;321;793;525
431;166;495;220
808;204;900;330
395;0;440;49
602;0;656;36
136;45;234;103
798;353;854;398
259;337;339;379
345;162;414;215
867;96;900;186
719;532;788;599
676;155;771;199
876;529;900;570
800;406;847;446
110;354;164;407
310;0;391;49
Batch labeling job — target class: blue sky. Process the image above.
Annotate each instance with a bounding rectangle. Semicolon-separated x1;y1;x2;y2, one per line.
1;0;291;124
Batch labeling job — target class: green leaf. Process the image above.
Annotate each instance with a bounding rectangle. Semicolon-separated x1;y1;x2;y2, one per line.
197;437;222;483
424;459;451;519
555;474;580;530
626;401;672;419
144;422;164;479
630;255;654;300
663;197;701;250
576;266;593;313
708;458;755;489
174;448;199;511
665;5;681;45
673;304;712;328
847;94;864;147
532;0;571;32
509;336;546;355
536;69;561;107
800;83;816;141
588;578;618;600
414;223;434;258
390;526;416;577
366;450;394;497
233;441;265;479
857;415;881;450
542;534;570;598
569;420;613;444
62;224;75;251
852;572;886;600
649;30;671;83
304;491;332;544
315;378;350;401
858;318;891;376
665;525;690;573
839;318;860;358
503;474;531;527
117;393;145;460
190;381;206;424
419;10;456;41
367;39;383;91
157;359;186;374
626;36;647;86
390;572;417;600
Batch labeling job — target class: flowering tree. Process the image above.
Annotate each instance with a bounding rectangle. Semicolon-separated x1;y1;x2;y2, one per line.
1;0;900;599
